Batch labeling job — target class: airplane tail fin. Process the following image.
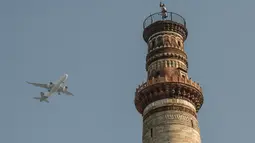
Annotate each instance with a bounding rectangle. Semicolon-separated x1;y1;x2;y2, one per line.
33;92;49;103
42;98;49;103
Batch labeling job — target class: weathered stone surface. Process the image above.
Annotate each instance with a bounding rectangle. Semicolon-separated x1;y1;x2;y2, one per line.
142;110;201;143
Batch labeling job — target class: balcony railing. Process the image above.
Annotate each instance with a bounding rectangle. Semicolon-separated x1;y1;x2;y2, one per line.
143;12;186;29
136;76;202;94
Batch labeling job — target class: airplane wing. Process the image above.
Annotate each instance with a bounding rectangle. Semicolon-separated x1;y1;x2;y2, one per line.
58;86;74;96
26;81;49;89
62;91;74;96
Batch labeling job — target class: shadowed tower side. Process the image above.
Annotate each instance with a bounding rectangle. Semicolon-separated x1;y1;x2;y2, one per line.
134;3;204;143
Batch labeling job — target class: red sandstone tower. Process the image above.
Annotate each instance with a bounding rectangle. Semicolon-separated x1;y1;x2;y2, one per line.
134;4;204;143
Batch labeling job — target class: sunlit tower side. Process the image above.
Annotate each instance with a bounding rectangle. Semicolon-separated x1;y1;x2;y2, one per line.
134;3;204;143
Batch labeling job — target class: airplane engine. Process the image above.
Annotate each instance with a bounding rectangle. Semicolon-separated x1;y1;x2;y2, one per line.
63;86;68;91
47;82;54;91
40;92;44;96
48;82;53;87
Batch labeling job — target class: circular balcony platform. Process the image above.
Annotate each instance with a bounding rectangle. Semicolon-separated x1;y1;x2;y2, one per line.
143;12;186;29
134;76;203;114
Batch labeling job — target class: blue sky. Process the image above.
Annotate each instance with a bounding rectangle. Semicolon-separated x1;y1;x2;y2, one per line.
0;0;254;142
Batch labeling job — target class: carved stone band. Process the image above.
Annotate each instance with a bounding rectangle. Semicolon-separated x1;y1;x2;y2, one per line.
148;31;184;42
143;105;197;120
143;98;196;115
146;52;188;69
147;59;187;73
148;33;184;52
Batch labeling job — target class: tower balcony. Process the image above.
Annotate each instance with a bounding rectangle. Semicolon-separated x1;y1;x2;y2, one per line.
143;12;188;42
135;76;203;114
136;76;202;93
143;12;186;29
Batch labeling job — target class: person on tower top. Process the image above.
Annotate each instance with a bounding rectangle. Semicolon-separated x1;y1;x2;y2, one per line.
160;2;168;19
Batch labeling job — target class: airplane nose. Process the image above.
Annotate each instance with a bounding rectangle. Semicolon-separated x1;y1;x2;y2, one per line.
65;74;68;78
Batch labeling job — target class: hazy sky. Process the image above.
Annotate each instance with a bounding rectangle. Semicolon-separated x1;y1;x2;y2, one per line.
0;0;254;143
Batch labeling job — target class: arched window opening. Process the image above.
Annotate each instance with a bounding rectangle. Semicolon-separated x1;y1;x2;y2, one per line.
156;71;160;77
191;120;194;128
152;39;155;49
178;41;181;47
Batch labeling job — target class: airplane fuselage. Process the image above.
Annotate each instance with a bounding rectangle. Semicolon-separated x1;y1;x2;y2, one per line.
47;74;68;96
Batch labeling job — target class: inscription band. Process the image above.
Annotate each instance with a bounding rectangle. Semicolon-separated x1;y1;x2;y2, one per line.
143;105;197;121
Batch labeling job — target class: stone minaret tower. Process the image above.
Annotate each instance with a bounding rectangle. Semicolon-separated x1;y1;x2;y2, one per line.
134;3;204;143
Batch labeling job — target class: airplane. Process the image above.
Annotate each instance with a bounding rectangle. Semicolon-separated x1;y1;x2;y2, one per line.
26;74;74;103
